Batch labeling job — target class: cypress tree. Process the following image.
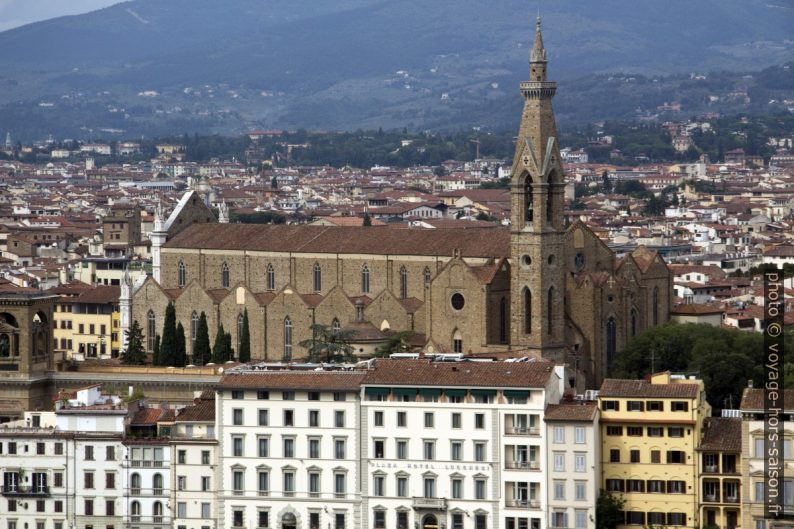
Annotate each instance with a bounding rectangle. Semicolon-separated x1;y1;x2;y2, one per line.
159;302;178;366
121;320;146;365
238;309;251;363
211;323;226;363
193;312;211;366
153;335;161;365
175;322;187;367
224;331;234;362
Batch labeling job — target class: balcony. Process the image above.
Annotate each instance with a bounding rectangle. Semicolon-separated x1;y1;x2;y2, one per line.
505;460;540;470
704;465;719;473
124;516;171;525
505;499;540;509
1;486;50;497
127;460;166;468
724;495;740;504
703;493;720;502
505;426;540;436
412;497;447;510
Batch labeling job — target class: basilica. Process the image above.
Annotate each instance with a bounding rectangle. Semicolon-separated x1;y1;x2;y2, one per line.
126;21;672;386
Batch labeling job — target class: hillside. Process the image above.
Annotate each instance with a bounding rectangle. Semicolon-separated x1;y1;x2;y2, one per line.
0;0;792;139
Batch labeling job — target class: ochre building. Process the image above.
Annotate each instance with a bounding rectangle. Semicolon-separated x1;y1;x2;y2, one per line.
126;21;672;386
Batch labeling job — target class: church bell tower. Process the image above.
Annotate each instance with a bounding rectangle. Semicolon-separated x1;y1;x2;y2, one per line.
509;17;567;361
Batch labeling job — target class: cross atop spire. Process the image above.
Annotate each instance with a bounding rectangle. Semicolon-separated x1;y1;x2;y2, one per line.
531;16;547;63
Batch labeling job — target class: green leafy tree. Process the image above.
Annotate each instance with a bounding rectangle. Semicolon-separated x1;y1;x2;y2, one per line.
299;323;356;363
271;175;278;189
601;171;612;193
362;212;372;227
192;312;212;366
596;490;625;529
374;330;415;357
175;322;187;367
212;323;227;363
121;321;147;365
238;310;251;363
158;302;178;366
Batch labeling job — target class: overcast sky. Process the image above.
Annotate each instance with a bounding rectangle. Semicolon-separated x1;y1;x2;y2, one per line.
0;0;120;31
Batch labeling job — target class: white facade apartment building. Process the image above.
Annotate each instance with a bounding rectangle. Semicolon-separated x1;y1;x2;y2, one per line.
359;360;563;529
123;439;172;529
216;370;365;529
74;435;125;529
171;391;218;529
543;403;599;529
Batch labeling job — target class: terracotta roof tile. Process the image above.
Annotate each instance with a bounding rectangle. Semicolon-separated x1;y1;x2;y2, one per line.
698;417;742;452
218;371;366;391
599;378;700;398
164;224;510;258
363;359;555;388
544;402;598;422
74;285;120;304
740;388;794;411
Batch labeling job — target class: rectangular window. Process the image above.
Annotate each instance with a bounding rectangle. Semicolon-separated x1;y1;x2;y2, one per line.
451;478;462;499
575;482;586;501
334;473;346;497
308;391;320;401
202;450;210;465
475;413;485;429
475;442;486;462
84;471;94;489
452;412;461;428
106;445;114;460
553;426;565;443
647;400;663;411
177;502;187;518
475;478;486;499
259;511;270;529
667;513;686;526
335;411;345;428
574;453;586;472
575;511;587;529
630;450;640;463
283;438;295;458
627;400;644;411
257;390;270;400
647;426;663;437
178;449;187;463
258;409;269;426
232;436;244;457
574;427;586;444
671;401;689;412
667;480;686;493
451;441;462;461
553;481;565;500
283;471;295;496
282;391;295;400
309;438;320;459
397;476;408;497
606;425;622;436
373;476;385;497
335;439;346;459
397;411;406;427
396;440;407;459
424;412;434;428
231;390;244;399
233;408;244;425
232;470;244;492
373;440;385;459
651;450;661;463
105;472;115;489
335;514;345;529
554;452;565;471
610;449;620;463
647;480;665;493
258;437;269;457
202;476;210;491
374;411;384;427
668;427;684;437
283;409;294;426
85;499;94;516
36;442;45;455
627;426;643;436
309;410;320;427
667;451;686;464
85;445;94;460
201;503;211;519
601;400;619;411
627;479;644;492
424;441;435;460
334;392;346;401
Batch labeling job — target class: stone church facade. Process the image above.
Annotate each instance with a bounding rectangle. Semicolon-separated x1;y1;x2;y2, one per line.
126;22;672;386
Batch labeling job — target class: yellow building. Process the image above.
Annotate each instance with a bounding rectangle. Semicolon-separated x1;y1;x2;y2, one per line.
598;372;711;529
52;284;121;360
697;417;742;529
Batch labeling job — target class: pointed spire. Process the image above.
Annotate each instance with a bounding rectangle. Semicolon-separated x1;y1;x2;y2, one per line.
531;16;547;63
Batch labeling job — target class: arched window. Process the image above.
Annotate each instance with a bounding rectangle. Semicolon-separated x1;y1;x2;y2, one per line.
452;329;462;354
147;310;156;352
399;266;408;299
130;500;141;520
606;317;617;374
130;473;141;494
524;174;534;224
499;297;507;343
332;318;341;333
267;263;275;291
631;309;638;337
237;313;244;355
313;263;322;293
177;261;186;287
152;473;163;495
361;264;370;294
191;311;198;346
221;262;230;288
546;174;555;223
423;266;432;285
283;317;293;361
652;286;659;325
547;287;554;335
153;501;163;520
523;288;532;334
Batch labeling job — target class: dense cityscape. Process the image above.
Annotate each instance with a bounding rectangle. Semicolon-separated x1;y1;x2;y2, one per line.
0;4;791;529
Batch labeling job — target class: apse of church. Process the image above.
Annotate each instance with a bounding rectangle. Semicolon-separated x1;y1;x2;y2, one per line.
127;19;672;387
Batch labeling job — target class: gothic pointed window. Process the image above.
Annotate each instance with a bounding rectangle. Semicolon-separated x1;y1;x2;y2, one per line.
652;286;659;325
190;311;198;348
361;264;370;294
399;266;408;299
523;287;532;334
499;297;507;344
267;263;275;291
332;318;341;333
546;178;554;223
313;263;322;293
147;310;156;352
631;309;638;337
221;262;230;288
606;317;617;373
547;287;554;335
525;174;534;224
423;266;432;285
177;261;186;288
283;317;293;361
452;329;462;354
